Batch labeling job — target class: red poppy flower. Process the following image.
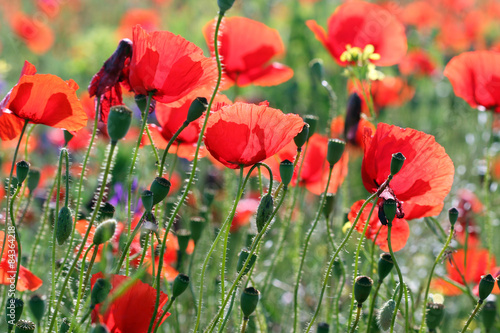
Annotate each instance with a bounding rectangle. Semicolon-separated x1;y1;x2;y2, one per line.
10;11;55;54
203;16;293;88
398;49;437;77
306;1;407;66
401;1;441;31
444;51;500;113
90;272;169;332
117;9;160;40
348;200;410;252
362;123;454;220
128;25;217;105
203;102;304;169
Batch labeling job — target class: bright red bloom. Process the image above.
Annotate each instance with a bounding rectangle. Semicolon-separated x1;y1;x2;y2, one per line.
444;51;500;113
203;17;293;88
90;272;169;332
362;123;454;220
398;49;437;77
11;11;54;54
348;200;410;252
129;25;217;105
401;1;441;30
306;1;407;66
203;102;304;169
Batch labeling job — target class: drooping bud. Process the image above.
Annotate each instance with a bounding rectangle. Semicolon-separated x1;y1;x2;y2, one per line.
16;161;30;184
448;207;459;227
237;250;257;275
241;287;260;319
172;273;190;299
90;324;110;333
218;0;236;13
377;299;396;331
256;194;274;233
479;274;495;301
189;217;206;244
28;295;46;324
383;199;397;225
279;160;294;188
150;177;171;205
27;169;40;193
5;297;24;331
177;230;191;254
15;320;35;333
56;206;73;245
426;303;445;331
390;152;406;176
294;124;309;149
344;93;362;144
378;253;394;281
482;300;496;332
91;278;112;308
304;115;319;139
140;190;154;213
327;139;345;167
93;219;117;246
354;276;373;305
107;105;133;143
186;97;208;123
99;202;115;221
309;59;325;82
316;322;329;333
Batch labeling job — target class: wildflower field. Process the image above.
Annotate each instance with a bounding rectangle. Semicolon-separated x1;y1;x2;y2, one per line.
1;0;500;332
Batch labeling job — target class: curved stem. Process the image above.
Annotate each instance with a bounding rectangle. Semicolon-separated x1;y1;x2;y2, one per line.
159;121;188;176
349;305;362;333
366;281;382;333
460;301;483;333
152;297;176;333
69;244;95;332
388;223;405;333
219;289;237;332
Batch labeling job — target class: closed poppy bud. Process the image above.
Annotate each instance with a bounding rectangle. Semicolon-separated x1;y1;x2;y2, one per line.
93;219;117;246
279;160;294;188
56;206;73;245
390;152;406;176
218;0;236;13
309;59;325;82
141;190;154;213
237;250;257;275
482;300;496;331
377;299;396;331
63;130;74;147
327;139;345;167
99;202;115;221
27;169;40;193
90;324;110;333
5;298;24;330
16;160;30;184
294;124;309;149
150;177;171;205
304;115;319;139
134;94;154;114
323;193;335;219
378;253;394;282
354;276;373;305
190;217;206;244
383;199;397;225
177;230;191;253
479;274;495;301
256;194;274;233
15;320;35;333
426;303;445;331
448;207;459;227
186;97;208;123
107;105;133;143
241;287;260;319
317;322;329;333
91;278;112;308
28;295;46;324
59;318;70;333
172;273;190;299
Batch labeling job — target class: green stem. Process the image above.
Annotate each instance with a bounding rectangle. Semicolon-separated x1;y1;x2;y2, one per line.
240;319;248;333
388;223;405;333
152;297;176;333
69;244;95;332
187;245;198;316
159;122;188;176
366;281;382;333
460;301;483;333
115;213;145;273
349;305;362;333
219;289;237;332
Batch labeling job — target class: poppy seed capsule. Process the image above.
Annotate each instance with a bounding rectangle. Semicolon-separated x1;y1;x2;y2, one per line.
91;278;112;308
383;199;397;225
150;177;171;205
189;217;206;244
323;193;335;219
27;169;40;193
378;253;394;281
5;297;24;330
172;273;190;299
327;139;345;167
279;159;294;188
93;219;117;246
217;0;236;13
256;194;274;233
304;115;319;139
99;202;115;221
241;287;260;319
317;322;329;333
90;324;110;333
426;303;445;331
482;300;496;331
177;230;191;253
479;274;495;301
390;152;406;176
448;207;459;226
354;276;373;304
28;295;46;324
237;250;257;275
141;190;154;212
107;105;133;143
15;319;35;333
294;124;309;149
59;318;70;333
377;299;396;331
56;206;73;245
186;97;208;123
16;160;30;184
309;58;325;82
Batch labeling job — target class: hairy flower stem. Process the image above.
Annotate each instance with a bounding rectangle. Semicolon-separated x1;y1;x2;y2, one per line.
69;244;95;332
388;223;407;333
461;300;483;333
349;304;363;333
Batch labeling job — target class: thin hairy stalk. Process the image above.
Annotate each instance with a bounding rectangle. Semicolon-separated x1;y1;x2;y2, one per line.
461;301;483;333
349;305;362;333
69;244;95;332
152;297;176;333
159;122;188;176
388;224;406;333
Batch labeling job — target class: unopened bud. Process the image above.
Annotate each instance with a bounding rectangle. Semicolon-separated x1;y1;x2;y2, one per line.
28;295;46;324
16;161;30;184
186;97;208;123
304;115;318;139
150;177;171;205
91;278;112;308
107;105;132;143
378;253;394;281
63;130;74;147
279;160;294;188
93;219;117;246
309;59;325;82
256;194;274;233
327;139;345;167
479;274;495;301
354;276;373;305
383;199;397;225
390;152;405;176
172;273;190;299
27;169;40;193
56;206;73;245
377;299;396;331
294;124;309;149
218;0;236;13
448;207;459;227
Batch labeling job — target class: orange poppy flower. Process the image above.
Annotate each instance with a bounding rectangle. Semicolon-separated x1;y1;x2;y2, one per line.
362;123;454;220
116;8;160;40
203;102;304;169
348;200;410;252
444;51;500;112
129;25;217;105
90;272;169;332
306;1;407;66
398;49;437;77
203;16;293;88
10;11;55;54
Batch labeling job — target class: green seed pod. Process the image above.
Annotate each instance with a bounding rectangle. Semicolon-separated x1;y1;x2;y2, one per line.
317;322;329;333
141;190;154;213
237;250;257;276
5;297;24;331
107;105;133;143
16;161;30;184
99;202;115;221
91;278;112;308
309;58;325;82
482;300;496;332
448;207;459;227
279;159;294;188
426;303;445;331
176;230;191;253
326;139;345;167
15;319;35;333
304;115;318;139
390;152;406;176
479;274;495;301
189;217;206;244
59;318;70;333
377;299;396;331
186;97;208;123
294;124;309;149
93;219;117;246
323;194;335;219
150;177;171;205
383;199;397;225
27;168;40;193
256;194;274;233
56;206;73;245
90;324;110;333
354;276;373;305
218;0;236;13
28;295;46;324
172;273;190;299
378;253;394;282
241;287;260;319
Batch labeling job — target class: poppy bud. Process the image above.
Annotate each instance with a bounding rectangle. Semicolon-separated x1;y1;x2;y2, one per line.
426;303;444;331
323;193;335;219
218;0;236;13
16;161;30;184
5;297;24;331
172;273;190;299
448;207;459;227
93;219;117;246
59;318;70;333
150;177;171;205
90;324;110;333
241;287;260;319
327;139;345;167
383;199;397;225
378;253;394;282
317;322;329;333
256;194;274;233
63;130;74;147
294;124;309;149
190;217;206;244
304;115;318;139
309;59;325;82
56;206;73;245
186;97;208;123
479;274;495;301
28;295;46;324
482;300;496;331
99;202;115;221
377;299;396;331
279;160;294;188
27;169;40;193
354;276;373;305
15;320;35;333
344;93;362;145
177;230;191;254
237;250;257;275
91;278;112;308
390;152;406;176
107;105;133;143
141;190;154;213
